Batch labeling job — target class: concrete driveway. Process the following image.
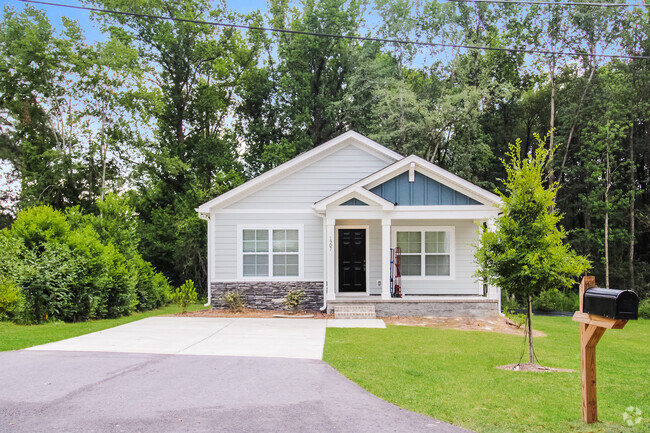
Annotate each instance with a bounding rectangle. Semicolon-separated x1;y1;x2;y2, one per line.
0;351;470;433
28;317;328;359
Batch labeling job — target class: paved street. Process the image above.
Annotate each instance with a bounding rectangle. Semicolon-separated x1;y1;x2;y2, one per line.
0;350;469;433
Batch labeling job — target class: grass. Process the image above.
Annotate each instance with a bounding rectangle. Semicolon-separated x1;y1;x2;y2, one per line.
324;316;649;433
0;303;207;352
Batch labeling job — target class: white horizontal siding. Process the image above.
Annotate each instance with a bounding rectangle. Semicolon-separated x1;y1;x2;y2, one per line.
211;212;324;281
226;144;392;210
392;219;482;295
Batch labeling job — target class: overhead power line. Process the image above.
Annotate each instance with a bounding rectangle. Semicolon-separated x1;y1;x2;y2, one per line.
17;0;650;60
450;0;648;7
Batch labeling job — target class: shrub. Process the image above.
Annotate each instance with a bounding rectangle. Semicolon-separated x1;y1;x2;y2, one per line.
505;311;527;328
639;298;650;319
283;288;306;313
134;255;170;311
532;288;579;312
11;205;69;250
0;278;24;321
501;289;520;313
168;280;198;313
222;290;244;312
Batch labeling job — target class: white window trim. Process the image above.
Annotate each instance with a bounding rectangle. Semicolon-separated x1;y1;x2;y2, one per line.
391;226;455;281
237;224;305;281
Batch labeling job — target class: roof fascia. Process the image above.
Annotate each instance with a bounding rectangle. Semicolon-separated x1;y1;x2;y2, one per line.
314;185;394;212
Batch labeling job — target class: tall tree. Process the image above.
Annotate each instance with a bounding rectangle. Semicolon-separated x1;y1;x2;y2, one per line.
475;135;590;363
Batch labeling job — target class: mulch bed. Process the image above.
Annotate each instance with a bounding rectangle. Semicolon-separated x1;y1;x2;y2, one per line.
169;308;332;319
382;316;547;337
496;363;575;373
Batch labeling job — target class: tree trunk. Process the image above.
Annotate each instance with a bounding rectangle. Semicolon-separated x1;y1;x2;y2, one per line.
605;148;611;289
100;109;107;202
629;124;635;290
559;65;596;184
548;58;556;185
527;295;535;364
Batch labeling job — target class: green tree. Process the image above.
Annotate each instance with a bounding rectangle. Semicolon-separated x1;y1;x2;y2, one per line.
475;134;590;364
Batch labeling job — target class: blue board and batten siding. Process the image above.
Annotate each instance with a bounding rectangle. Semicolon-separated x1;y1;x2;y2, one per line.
370;172;481;206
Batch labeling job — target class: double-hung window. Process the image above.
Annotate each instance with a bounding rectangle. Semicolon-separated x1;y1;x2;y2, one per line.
241;227;301;278
395;227;453;278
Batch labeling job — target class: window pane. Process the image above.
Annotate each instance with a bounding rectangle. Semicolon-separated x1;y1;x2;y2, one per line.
400;255;421;276
243;254;269;277
425;255;450;276
396;231;421;253
273;229;299;253
273;254;299;276
425;232;449;254
243;230;268;253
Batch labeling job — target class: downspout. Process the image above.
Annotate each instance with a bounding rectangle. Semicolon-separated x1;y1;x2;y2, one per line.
315;210;328;312
197;210;212;307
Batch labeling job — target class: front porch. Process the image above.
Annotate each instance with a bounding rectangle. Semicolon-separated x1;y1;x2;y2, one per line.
327;296;499;317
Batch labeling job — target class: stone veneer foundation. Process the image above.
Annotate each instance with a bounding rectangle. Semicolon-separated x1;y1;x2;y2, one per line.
211;281;324;311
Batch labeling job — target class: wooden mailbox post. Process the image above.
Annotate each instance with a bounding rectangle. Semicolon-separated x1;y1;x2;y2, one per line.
572;276;629;424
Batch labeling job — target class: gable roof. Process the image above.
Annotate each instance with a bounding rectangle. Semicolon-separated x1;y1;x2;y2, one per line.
354;155;500;206
196;131;402;213
313;185;395;212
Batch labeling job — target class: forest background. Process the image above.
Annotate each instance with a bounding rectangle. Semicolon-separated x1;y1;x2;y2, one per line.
1;0;648;302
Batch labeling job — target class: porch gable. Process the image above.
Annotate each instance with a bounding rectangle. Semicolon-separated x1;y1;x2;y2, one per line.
370;171;481;206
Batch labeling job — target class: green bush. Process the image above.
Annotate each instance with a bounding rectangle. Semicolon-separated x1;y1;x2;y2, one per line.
168;280;198;313
532;289;579;312
501;289;520;313
283;288;306;313
504;310;527;328
1;203;170;323
134;255;170;311
639;298;650;319
222;290;244;312
0;278;24;321
11;205;69;250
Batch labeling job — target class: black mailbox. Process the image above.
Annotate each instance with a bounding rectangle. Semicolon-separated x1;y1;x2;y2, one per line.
583;288;639;320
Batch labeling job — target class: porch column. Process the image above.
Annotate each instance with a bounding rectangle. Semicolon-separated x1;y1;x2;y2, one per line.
484;218;501;312
381;218;391;299
326;218;336;300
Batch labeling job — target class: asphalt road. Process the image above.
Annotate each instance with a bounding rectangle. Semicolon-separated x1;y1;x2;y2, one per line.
0;350;471;433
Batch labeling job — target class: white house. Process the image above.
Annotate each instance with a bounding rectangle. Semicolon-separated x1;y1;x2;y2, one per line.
196;131;501;317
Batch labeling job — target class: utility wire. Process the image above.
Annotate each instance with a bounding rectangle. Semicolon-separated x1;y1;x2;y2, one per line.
17;0;650;60
450;0;648;7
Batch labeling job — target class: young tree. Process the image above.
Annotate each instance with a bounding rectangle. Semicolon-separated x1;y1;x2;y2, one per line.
475;134;590;364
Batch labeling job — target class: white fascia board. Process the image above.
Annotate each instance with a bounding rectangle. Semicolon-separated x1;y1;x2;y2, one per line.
313;185;395;212
196;131;402;213
356;155;501;206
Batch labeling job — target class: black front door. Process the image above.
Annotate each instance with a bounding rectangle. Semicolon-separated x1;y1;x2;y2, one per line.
338;228;366;292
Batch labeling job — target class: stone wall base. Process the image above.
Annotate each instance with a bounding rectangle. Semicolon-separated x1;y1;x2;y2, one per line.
211;281;324;311
326;299;499;318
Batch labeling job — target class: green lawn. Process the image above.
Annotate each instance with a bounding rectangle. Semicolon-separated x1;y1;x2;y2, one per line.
0;303;208;352
324;316;649;433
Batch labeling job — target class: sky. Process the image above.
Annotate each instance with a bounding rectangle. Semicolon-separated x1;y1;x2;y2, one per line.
1;0;273;43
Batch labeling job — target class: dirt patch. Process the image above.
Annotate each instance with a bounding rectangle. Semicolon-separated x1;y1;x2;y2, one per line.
496;363;575;373
169;308;332;319
382;316;546;337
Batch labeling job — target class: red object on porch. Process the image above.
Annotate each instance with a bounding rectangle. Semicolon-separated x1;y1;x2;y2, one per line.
393;247;402;298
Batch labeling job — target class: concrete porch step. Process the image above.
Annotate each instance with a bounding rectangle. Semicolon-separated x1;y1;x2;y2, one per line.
333;304;376;319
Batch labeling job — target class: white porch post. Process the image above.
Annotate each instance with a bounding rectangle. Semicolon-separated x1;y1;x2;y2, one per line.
484;218;501;312
381;218;391;299
326;218;336;300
